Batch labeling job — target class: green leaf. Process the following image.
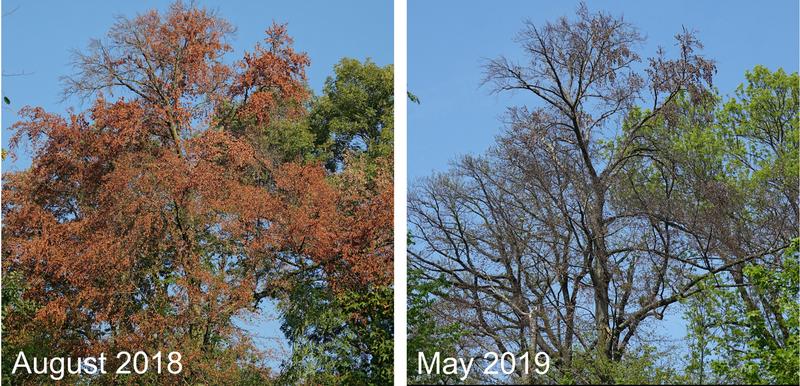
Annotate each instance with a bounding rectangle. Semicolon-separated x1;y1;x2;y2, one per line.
407;91;421;104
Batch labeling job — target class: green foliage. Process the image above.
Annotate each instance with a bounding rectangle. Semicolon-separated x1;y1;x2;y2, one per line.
407;267;464;384
340;286;394;383
1;271;54;385
311;58;394;169
557;345;682;385
278;275;393;385
684;238;800;384
721;66;799;190
407;232;464;384
218;100;320;163
260;118;319;162
625;66;800;385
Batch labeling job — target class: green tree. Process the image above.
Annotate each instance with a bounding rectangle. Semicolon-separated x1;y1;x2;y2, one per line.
278;273;393;385
1;272;50;386
560;345;682;385
685;238;800;384
406;266;464;384
311;58;393;170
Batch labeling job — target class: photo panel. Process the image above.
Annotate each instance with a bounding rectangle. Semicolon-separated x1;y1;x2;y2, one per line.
407;1;799;384
2;1;393;384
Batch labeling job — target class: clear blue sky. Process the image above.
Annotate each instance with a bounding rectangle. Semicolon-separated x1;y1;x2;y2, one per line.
2;0;391;370
409;0;799;180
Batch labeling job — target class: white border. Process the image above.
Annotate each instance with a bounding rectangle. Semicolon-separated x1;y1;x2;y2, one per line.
393;0;408;384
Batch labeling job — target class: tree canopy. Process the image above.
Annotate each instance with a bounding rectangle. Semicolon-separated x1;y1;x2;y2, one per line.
2;2;393;384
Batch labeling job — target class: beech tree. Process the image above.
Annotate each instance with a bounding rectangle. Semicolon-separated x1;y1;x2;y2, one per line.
2;2;392;384
409;4;796;384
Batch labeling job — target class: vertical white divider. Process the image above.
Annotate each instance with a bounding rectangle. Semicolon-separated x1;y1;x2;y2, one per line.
393;0;408;384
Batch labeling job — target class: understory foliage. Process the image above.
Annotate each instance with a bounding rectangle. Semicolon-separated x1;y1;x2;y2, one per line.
684;241;799;385
407;231;464;385
408;4;798;385
1;2;392;384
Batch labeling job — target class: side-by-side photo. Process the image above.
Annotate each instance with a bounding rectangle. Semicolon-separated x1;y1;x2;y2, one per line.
408;1;798;384
2;1;393;384
1;1;798;385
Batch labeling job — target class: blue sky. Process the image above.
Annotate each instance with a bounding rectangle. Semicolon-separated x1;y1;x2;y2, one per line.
409;0;799;180
2;0;391;369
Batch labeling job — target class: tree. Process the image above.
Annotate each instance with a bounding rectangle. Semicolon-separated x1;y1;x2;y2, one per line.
2;2;393;383
406;266;465;385
409;4;796;384
311;58;394;170
279;277;393;385
1;271;50;385
684;240;799;385
275;159;394;384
